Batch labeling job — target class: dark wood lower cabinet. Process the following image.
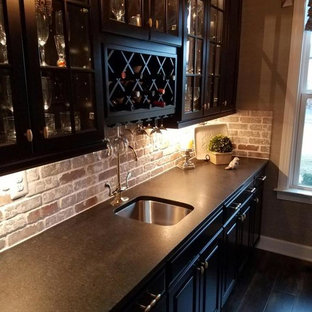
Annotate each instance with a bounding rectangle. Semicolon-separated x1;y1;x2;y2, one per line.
116;170;266;312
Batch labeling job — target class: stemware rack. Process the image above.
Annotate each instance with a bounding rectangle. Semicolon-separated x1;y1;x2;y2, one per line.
104;45;177;124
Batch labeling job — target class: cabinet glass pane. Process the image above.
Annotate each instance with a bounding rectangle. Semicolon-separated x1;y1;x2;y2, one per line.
109;0;125;22
206;77;212;109
167;0;178;35
208;43;215;75
68;4;92;69
196;39;203;74
193;77;201;111
0;75;15;145
197;0;204;37
72;72;95;132
127;0;143;27
209;7;217;41
186;0;196;35
186;37;194;74
152;0;165;32
0;0;8;64
217;11;223;43
215;44;221;75
213;77;219;107
41;70;71;138
184;77;192;113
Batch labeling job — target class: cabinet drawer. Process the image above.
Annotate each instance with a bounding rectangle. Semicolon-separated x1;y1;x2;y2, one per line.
167;209;223;285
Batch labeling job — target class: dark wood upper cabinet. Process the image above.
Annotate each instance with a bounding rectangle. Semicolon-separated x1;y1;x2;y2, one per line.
101;0;182;46
169;0;242;128
0;0;104;175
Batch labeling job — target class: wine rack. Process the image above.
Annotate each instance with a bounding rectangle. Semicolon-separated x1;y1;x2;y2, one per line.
104;45;177;124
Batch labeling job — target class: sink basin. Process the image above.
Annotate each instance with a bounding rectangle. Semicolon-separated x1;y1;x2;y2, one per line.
114;197;194;226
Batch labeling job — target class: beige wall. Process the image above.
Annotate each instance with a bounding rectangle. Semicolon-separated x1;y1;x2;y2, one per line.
237;0;312;246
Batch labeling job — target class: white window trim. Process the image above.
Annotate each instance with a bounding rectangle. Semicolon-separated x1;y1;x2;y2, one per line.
275;0;312;204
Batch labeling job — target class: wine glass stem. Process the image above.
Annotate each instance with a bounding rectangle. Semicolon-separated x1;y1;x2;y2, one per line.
2;46;7;63
40;45;46;66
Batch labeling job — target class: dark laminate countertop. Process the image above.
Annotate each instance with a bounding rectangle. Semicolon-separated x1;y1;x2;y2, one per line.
0;158;267;312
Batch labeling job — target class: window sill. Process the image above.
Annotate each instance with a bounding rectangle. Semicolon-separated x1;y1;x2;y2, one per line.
275;188;312;204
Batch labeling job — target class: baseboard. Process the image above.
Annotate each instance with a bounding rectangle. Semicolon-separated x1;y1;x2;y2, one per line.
257;235;312;263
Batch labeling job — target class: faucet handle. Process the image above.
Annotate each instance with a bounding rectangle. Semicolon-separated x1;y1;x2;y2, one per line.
105;182;113;197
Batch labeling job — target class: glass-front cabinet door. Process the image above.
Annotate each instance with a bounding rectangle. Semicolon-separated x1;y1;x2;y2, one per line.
204;0;224;115
101;0;181;45
0;0;31;167
181;0;206;121
23;0;102;153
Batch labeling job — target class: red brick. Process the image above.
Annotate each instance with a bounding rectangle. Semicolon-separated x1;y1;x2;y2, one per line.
59;168;86;185
240;117;262;124
98;168;116;181
41;202;58;217
27;209;41;224
75;196;98;213
248;152;270;159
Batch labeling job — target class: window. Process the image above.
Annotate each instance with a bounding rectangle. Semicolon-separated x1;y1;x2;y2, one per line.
276;0;312;203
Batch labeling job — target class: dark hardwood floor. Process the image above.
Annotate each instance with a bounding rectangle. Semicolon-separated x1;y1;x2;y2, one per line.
222;249;312;312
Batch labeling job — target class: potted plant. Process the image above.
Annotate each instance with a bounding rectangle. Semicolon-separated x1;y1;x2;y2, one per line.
207;134;233;165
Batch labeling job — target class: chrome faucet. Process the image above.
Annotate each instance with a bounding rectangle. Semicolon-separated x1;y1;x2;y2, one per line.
105;126;138;206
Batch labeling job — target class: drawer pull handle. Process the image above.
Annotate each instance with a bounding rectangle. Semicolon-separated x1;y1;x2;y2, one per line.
140;293;161;311
204;261;209;269
197;265;205;275
230;202;242;210
258;176;267;181
248;187;256;194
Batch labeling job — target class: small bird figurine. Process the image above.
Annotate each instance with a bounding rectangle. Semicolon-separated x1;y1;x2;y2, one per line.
225;157;240;170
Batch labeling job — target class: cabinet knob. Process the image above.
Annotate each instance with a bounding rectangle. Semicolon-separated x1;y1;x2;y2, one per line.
204;104;207;110
204;261;209;269
24;129;33;142
155;19;159;29
223;100;228;106
148;18;153;28
254;197;260;204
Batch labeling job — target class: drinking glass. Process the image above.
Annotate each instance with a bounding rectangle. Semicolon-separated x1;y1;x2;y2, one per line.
36;12;50;66
3;116;15;142
54;10;66;67
111;0;125;22
41;76;52;111
0;24;7;64
44;113;56;137
60;111;72;134
0;76;13;113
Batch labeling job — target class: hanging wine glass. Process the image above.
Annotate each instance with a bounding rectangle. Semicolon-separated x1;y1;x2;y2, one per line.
111;0;125;22
36;12;50;66
54;10;66;67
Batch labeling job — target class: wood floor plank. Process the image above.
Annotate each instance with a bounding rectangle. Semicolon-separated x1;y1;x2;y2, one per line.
263;291;295;312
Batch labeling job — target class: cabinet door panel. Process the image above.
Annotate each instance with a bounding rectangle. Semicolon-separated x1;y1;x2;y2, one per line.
222;221;238;305
203;242;221;312
169;265;199;312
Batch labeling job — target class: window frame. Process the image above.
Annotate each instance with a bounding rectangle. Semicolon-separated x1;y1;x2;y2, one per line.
276;0;312;204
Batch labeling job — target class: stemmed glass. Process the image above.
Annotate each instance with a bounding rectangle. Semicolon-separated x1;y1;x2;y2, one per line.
36;12;50;66
193;86;200;110
54;10;66;67
111;0;125;22
0;24;7;64
41;76;52;111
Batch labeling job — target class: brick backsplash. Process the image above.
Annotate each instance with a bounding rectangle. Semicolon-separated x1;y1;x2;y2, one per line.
0;110;272;252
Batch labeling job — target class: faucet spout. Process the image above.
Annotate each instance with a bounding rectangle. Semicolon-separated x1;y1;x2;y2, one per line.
128;145;138;161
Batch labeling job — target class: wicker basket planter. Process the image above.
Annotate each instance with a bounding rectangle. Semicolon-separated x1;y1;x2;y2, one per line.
208;151;233;165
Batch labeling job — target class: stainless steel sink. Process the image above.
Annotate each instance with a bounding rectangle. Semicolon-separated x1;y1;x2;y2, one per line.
114;197;194;226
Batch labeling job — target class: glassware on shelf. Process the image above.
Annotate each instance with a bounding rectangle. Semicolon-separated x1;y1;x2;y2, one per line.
0;76;13;113
74;112;81;132
54;10;66;67
193;86;200;111
44;112;56;137
3;115;15;142
36;12;50;66
41;76;52;111
60;111;71;134
0;24;7;64
111;0;125;22
129;14;142;27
